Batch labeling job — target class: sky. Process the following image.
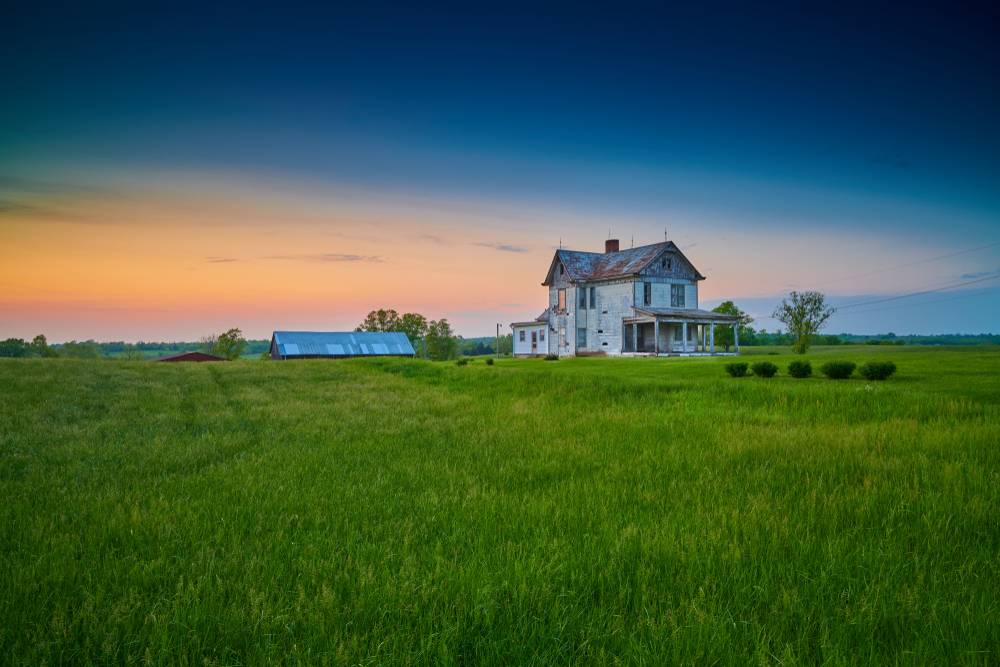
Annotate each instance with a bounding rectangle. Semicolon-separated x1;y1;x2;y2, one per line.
2;1;999;341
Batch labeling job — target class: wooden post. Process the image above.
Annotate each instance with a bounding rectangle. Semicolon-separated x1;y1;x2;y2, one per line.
633;323;638;354
683;321;688;353
654;320;659;355
710;324;715;354
734;324;739;354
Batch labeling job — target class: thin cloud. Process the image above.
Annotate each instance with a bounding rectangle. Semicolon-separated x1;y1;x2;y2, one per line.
869;150;913;169
681;243;697;250
263;254;383;263
207;257;238;263
960;269;998;279
473;242;528;253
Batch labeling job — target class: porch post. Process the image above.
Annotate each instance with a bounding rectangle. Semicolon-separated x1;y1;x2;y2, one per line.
682;321;688;353
710;323;715;354
734;324;739;354
654;320;659;355
633;323;637;354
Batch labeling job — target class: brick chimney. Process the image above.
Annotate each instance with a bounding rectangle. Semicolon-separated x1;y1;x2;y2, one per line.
605;239;620;253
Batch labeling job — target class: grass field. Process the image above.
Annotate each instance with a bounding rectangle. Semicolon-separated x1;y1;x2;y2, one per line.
1;348;998;665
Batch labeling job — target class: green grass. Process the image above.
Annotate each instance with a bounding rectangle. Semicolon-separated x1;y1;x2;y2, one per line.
1;348;998;665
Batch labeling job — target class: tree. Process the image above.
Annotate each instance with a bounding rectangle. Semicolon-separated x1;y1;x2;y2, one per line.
772;291;835;354
425;318;457;361
711;301;755;352
0;338;28;358
356;309;402;333
121;344;145;361
29;334;58;358
58;341;103;359
356;309;429;351
490;333;513;356
215;328;248;360
197;334;218;355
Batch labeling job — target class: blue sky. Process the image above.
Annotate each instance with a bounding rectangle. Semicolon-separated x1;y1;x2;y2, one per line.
2;1;998;340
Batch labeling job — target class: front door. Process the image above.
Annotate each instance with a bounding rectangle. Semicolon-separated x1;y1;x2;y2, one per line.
531;331;537;354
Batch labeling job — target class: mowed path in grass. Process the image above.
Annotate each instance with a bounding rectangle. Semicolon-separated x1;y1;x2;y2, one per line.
1;348;998;665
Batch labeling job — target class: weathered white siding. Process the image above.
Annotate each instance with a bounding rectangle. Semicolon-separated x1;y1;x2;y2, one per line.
685;284;698;310
512;324;548;357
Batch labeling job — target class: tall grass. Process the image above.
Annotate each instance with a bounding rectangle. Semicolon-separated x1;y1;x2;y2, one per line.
1;348;998;665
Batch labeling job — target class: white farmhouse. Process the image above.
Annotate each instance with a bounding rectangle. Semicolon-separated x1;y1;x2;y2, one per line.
512;239;740;357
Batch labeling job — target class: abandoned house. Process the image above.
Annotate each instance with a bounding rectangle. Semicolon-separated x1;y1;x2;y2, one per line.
269;331;416;360
511;239;740;357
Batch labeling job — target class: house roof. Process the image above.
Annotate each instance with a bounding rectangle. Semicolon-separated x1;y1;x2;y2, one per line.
153;351;230;362
271;331;415;357
541;241;705;285
632;307;739;322
511;308;550;328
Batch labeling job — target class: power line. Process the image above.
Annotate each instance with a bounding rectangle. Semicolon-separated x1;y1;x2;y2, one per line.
749;274;1000;321
735;241;1000;300
838;286;1000;316
836;274;1000;310
798;241;1000;289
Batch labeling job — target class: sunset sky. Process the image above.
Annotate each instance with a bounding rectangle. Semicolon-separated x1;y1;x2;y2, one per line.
2;2;998;341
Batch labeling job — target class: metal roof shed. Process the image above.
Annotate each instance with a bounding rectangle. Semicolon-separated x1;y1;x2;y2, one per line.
270;331;416;360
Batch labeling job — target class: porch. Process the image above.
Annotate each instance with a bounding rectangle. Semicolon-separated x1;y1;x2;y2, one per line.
621;308;741;356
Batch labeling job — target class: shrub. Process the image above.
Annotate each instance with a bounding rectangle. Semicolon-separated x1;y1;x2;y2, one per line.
544;354;559;361
767;351;778;355
486;358;494;366
456;359;468;366
750;361;778;378
821;360;856;379
858;360;897;381
787;360;812;378
724;362;748;378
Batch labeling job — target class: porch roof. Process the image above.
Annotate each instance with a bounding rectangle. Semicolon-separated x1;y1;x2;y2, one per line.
629;307;739;323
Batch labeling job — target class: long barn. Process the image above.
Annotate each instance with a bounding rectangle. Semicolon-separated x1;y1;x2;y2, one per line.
270;331;416;360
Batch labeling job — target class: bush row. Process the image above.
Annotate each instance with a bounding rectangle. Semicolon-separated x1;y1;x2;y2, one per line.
725;360;897;380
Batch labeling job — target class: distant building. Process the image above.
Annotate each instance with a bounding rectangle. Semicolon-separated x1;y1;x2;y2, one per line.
153;351;230;362
270;331;416;360
512;238;740;357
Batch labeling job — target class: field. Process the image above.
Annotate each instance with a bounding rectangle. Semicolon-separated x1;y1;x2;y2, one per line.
1;348;998;665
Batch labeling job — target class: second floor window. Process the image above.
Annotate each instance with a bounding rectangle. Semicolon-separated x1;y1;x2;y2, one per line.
589;287;596;309
579;288;587;308
671;284;686;308
558;289;566;309
643;282;652;306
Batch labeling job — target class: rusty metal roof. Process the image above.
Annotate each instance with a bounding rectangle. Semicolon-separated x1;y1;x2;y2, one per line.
272;331;415;358
542;241;704;285
633;307;739;322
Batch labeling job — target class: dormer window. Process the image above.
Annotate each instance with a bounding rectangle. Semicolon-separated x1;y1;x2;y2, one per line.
661;257;672;270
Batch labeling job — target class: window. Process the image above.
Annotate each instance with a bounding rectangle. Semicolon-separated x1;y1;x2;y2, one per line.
589;287;596;309
579;287;586;308
671;284;686;308
643;282;652;306
558;289;565;309
578;328;587;348
519;331;525;342
559;264;564;276
559;327;566;347
674;325;682;341
539;330;545;342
